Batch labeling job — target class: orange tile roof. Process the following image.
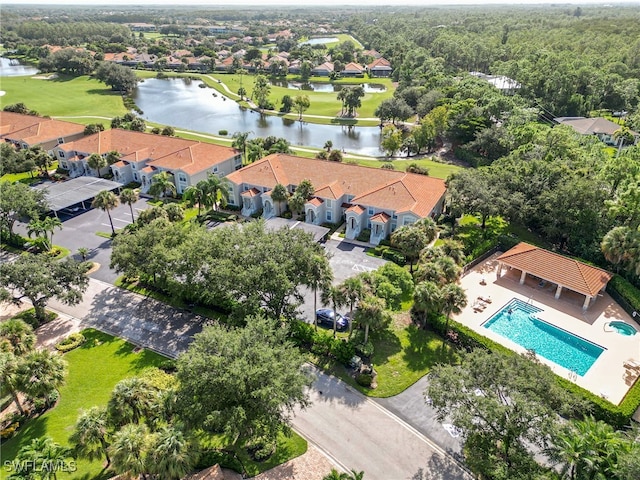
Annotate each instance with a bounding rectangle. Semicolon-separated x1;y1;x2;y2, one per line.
343;62;364;72
111;161;128;168
370;212;391;223
140;166;156;174
497;243;613;297
60;130;236;175
307;197;324;207
368;57;391;69
314;181;343;200
226;154;446;218
148;142;238;175
241;187;261;197
0;113;84;144
346;205;365;215
0;112;42;135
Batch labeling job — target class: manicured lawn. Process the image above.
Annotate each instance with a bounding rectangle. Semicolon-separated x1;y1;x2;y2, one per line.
0;329;166;480
323;317;458;398
355;157;463;180
0;75;128;119
0;171;41;184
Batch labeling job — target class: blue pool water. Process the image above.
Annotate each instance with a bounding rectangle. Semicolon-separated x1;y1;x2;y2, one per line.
482;298;605;376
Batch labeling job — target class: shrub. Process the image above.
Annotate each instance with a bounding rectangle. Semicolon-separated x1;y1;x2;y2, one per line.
382;248;406;266
55;332;85;352
357;228;371;242
247;437;276;462
356;373;373;387
355;340;374;358
158;359;177;373
607;275;640;316
1;423;19;440
330;339;356;366
250;208;263;219
281;211;293;219
218;129;228;136
13;308;57;329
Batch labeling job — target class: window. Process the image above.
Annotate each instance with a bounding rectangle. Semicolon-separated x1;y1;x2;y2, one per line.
213;166;218;174
178;173;187;183
403;216;416;226
326;211;332;221
326;199;332;208
133;173;139;181
132;164;136;169
368;207;374;215
367;221;371;229
58;151;65;158
57;137;64;144
392;213;397;220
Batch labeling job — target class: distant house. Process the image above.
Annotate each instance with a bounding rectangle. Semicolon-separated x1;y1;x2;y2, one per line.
311;62;334;77
225;153;447;245
342;62;365;77
553;117;639;147
367;57;392;78
127;23;156;32
0;112;85;151
53;129;242;193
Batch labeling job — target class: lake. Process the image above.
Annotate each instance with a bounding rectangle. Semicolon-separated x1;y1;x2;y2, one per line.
0;57;39;77
133;77;384;156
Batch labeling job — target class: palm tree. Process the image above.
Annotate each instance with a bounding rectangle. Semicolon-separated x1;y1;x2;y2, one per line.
343;470;365;480
204;174;230;212
149;171;177;201
148;424;200;480
601;226;633;270
0;318;36;355
413;281;443;329
92;190;119;236
321;284;345;337
323;470;345;480
354;295;386;345
440;283;467;348
270;183;289;214
42;216;63;250
416;257;461;286
70;406;112;467
16;437;73;480
339;276;365;337
183;181;208;218
106;150;121;166
17;349;67;406
232;131;250;161
0;351;26;414
109;423;149;480
308;254;333;330
27;218;49;249
87;153;108;178
107;377;158;426
119;188;139;224
614;126;635;157
435;239;466;265
77;247;89;262
324;140;333;152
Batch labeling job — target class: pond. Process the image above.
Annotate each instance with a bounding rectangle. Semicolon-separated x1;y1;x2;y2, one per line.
299;37;339;45
0;57;39;77
270;80;386;93
132;77;384;156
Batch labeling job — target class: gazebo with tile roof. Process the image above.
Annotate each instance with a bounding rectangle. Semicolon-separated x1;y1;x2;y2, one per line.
496;243;614;310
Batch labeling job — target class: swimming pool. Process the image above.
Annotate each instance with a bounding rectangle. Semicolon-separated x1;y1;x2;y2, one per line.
482;298;605;376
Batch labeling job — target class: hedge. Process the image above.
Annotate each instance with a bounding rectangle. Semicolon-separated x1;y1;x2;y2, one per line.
423;311;640;428
607;275;640;317
55;332;86;352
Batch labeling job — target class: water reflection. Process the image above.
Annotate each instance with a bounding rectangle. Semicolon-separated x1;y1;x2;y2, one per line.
133;77;383;156
0;57;39;77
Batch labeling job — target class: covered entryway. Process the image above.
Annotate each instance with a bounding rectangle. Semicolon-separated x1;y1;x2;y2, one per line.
496;243;613;310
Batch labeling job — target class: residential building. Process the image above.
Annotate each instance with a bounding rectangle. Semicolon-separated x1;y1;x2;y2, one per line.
53;129;242;193
0;112;86;151
553;117;639;147
311;62;334;77
469;72;521;95
342;62;365;77
367;57;392;77
225;154;447;245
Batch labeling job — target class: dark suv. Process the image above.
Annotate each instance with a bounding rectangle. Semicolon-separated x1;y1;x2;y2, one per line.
315;308;349;331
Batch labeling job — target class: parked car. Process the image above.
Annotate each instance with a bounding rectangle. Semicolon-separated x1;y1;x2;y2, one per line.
315;308;349;331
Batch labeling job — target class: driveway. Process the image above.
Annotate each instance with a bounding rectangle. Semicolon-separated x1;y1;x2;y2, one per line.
15;198;152;284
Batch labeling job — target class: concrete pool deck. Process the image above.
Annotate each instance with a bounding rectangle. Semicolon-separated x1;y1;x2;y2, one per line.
455;253;640;406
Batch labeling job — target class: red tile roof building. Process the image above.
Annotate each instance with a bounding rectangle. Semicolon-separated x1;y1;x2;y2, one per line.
1;112;85;150
226;154;446;244
496;242;614;310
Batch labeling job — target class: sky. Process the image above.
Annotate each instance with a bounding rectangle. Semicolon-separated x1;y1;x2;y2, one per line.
2;0;638;5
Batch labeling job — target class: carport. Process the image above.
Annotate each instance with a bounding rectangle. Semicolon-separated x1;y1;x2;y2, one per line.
33;177;123;217
265;217;330;243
